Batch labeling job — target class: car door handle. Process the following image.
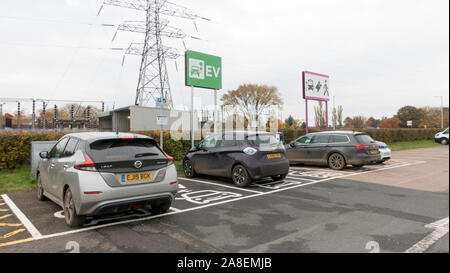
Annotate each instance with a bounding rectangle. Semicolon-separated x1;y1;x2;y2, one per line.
63;164;69;169
50;163;55;168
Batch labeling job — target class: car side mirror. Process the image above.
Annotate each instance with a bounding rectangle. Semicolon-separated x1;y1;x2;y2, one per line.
289;142;296;148
39;151;49;159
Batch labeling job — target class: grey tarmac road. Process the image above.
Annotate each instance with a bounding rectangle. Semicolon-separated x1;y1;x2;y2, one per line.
0;146;448;253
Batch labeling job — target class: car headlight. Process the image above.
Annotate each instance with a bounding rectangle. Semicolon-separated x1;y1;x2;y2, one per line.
243;147;258;155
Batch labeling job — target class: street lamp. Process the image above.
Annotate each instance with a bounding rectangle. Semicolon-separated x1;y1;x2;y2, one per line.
433;96;444;129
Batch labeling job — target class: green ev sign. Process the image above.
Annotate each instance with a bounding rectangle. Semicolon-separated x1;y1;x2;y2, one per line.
185;50;222;90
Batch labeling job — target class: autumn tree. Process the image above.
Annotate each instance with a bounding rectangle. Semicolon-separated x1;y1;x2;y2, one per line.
378;117;402;128
221;84;283;126
396;106;425;128
366;117;381;128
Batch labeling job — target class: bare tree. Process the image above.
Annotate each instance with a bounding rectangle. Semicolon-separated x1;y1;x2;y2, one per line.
221;84;283;125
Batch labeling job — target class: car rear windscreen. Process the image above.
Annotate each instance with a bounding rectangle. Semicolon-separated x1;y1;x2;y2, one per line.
354;134;375;144
246;134;279;147
89;138;164;162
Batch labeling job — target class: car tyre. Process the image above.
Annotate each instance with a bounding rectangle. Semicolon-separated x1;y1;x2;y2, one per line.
64;188;85;228
36;174;48;201
232;165;252;187
328;153;346;170
441;138;449;145
151;201;172;214
271;173;288;181
183;160;197;178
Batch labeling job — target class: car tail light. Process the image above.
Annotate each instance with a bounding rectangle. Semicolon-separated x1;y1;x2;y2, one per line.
355;144;369;150
74;154;96;171
165;153;174;165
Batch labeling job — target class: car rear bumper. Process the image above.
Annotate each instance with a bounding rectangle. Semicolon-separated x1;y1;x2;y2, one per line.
75;165;178;215
379;148;392;160
91;194;173;216
245;158;290;179
346;153;381;165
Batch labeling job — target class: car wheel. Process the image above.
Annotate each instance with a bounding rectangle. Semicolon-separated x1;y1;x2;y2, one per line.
441;138;449;145
63;188;85;228
271;173;288;181
151;201;172;214
36;174;48;201
328;153;346;170
232;165;252;187
183;160;197;178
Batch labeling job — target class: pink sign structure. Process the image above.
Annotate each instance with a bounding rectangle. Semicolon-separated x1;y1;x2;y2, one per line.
302;71;330;134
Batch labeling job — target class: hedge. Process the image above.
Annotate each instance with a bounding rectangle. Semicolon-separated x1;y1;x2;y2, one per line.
0;128;442;170
280;128;442;144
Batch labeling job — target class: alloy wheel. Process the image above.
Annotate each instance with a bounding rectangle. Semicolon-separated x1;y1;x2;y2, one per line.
183;160;193;177
233;166;247;185
329;154;345;170
64;190;74;225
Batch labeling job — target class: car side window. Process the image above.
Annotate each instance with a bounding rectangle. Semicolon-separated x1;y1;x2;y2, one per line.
220;139;237;147
49;138;69;159
294;136;312;146
331;135;349;143
64;138;79;157
200;135;220;149
311;135;330;144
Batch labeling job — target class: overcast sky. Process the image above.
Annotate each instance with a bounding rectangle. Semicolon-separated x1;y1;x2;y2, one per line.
0;0;448;122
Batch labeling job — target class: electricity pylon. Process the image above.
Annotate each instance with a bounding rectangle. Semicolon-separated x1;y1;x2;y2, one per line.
99;0;209;107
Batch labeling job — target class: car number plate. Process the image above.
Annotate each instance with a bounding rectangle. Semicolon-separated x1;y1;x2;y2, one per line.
121;172;153;183
267;153;281;159
370;150;378;155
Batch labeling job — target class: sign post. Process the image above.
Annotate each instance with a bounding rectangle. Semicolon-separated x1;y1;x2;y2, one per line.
302;71;330;133
185;50;222;148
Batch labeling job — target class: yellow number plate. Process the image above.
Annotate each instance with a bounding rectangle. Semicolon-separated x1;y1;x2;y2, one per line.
267;153;281;159
121;172;153;183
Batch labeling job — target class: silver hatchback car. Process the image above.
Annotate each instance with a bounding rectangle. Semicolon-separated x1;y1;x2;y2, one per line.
37;132;178;227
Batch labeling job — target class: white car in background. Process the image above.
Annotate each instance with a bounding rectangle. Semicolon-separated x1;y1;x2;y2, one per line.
376;141;391;163
435;128;449;145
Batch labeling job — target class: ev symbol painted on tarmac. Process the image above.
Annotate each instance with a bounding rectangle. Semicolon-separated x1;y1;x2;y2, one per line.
66;241;80;253
365;241;380;253
176;184;242;205
54;210;65;219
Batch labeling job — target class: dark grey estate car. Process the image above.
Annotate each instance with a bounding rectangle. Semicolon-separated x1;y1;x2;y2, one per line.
183;131;290;187
285;131;381;170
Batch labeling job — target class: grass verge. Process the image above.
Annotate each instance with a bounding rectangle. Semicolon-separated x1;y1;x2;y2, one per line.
388;140;442;151
0;165;36;194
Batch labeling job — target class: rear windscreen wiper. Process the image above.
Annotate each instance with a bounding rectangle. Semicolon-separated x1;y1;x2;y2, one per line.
135;153;159;158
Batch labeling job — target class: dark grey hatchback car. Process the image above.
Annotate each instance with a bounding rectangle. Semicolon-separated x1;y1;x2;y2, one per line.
285;131;381;170
183;131;290;187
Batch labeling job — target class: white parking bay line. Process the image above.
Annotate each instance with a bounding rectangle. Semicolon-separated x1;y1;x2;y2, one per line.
0;194;42;239
178;177;262;194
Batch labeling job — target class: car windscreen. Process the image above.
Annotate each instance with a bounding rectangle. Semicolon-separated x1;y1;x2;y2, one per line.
246;134;279;147
88;138;164;162
354;134;375;144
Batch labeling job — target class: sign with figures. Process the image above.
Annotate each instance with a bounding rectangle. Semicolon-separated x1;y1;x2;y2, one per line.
185;50;222;89
302;71;330;101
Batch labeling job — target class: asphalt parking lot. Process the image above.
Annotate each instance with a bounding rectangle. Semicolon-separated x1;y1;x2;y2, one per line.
0;146;448;253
